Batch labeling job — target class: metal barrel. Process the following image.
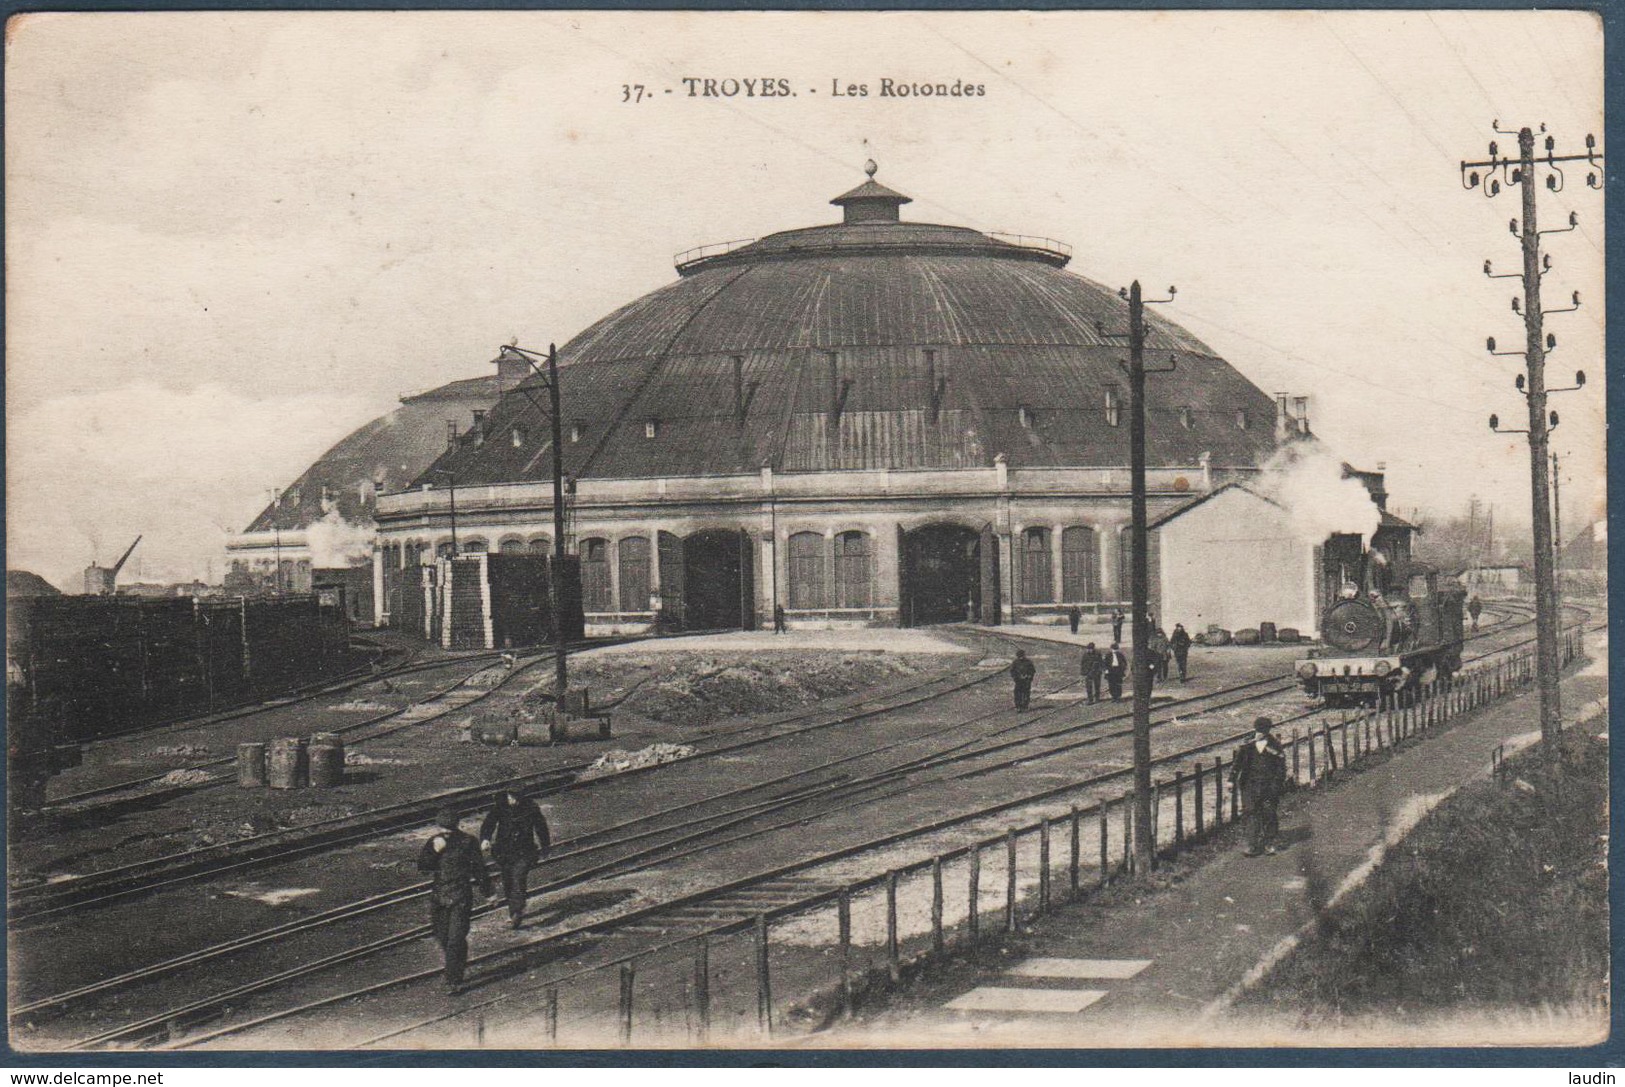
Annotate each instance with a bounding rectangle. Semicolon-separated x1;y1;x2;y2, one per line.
236;742;268;788
308;741;344;787
267;736;308;789
1259;621;1278;643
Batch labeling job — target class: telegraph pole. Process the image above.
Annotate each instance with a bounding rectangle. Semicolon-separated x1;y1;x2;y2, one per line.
1464;122;1600;754
1102;280;1176;875
499;343;572;700
1551;451;1562;626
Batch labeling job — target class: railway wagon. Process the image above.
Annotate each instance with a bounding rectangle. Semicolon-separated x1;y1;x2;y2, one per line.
7;594;352;810
1294;561;1465;705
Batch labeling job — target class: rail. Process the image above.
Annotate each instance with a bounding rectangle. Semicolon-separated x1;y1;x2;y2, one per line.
672;237;757;271
986;232;1073;260
341;624;1582;1048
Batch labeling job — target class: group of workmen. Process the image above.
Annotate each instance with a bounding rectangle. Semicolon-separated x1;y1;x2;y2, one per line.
416;791;552;994
1008;614;1193;711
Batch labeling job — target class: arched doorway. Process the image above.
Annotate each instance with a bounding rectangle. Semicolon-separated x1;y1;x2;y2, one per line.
682;529;756;630
900;524;996;626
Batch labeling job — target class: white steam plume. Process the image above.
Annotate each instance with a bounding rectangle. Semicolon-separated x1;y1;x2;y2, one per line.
306;508;375;568
1258;443;1382;544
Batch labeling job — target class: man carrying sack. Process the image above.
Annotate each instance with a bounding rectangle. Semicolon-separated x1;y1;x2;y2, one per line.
417;807;496;993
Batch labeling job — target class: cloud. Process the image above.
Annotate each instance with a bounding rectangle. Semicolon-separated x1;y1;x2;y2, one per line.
6;383;379;588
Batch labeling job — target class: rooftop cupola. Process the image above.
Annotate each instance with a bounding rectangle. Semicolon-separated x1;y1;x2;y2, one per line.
831;159;912;224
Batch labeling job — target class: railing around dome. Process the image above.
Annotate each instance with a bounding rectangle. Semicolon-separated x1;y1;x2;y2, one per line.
673;237;758;273
987;232;1073;260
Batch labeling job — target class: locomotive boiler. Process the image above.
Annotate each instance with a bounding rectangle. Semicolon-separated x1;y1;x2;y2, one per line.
1294;560;1466;705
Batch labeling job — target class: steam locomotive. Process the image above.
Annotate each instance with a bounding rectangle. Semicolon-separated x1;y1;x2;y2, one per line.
1294;560;1466;705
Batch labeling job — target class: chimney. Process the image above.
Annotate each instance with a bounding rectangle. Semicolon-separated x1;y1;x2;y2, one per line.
1293;396;1310;436
1274;393;1290;443
1198;450;1212;491
496;351;529;393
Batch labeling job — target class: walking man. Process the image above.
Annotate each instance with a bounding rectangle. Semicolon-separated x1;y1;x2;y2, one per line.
773;603;787;634
479;791;552;929
1229;718;1288;856
1170;623;1192;682
1110;608;1125;645
1080;642;1104;703
1105;643;1128;702
1149;626;1171;681
1067;605;1082;636
1467;595;1483;632
1009;649;1037;710
417;807;495;993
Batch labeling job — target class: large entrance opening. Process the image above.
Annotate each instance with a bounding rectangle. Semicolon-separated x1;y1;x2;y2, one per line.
901;524;994;626
682;529;756;631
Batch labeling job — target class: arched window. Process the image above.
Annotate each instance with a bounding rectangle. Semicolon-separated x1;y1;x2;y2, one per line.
834;531;872;608
498;537;525;555
461;538;487;553
788;532;825;609
1117;528;1132;602
437;541;456;559
527;535;552;555
1061;526;1099;602
618;536;651;612
581;538;611;611
1019;527;1053;604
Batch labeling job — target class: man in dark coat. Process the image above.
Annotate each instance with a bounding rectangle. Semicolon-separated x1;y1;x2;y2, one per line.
1104;644;1128;701
773;603;787;634
479;791;552;929
1067;605;1082;635
1009;649;1037;710
1149;626;1171;681
1079;642;1104;703
1467;595;1483;632
1169;623;1192;682
417;807;495;992
1111;608;1125;645
1229;717;1288;856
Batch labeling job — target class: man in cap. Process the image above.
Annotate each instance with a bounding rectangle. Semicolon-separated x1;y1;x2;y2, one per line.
1009;649;1037;710
1104;643;1128;701
480;790;552;929
417;806;495;993
1229;717;1288;856
1079;642;1104;704
1169;623;1193;682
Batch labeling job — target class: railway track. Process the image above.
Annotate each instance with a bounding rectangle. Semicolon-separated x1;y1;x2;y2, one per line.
19;602;1571;1048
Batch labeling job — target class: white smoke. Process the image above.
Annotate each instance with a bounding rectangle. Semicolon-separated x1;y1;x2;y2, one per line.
306;508;375;569
1258;443;1382;544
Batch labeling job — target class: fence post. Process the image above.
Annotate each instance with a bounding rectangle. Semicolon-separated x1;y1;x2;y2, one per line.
475;1013;485;1048
1039;820;1052;913
1174;770;1186;844
968;846;982;939
545;985;558;1044
1214;756;1224;827
931;856;944;953
1193;762;1205;837
1340;721;1350;769
693;937;710;1044
1098;802;1110;886
1291;728;1301;783
1123;791;1134;874
837;886;853;1016
1306;732;1317;782
1005;830;1019;933
619;961;634;1046
885;872;900;983
1070;805;1082;897
1151;780;1162;858
755;914;772;1036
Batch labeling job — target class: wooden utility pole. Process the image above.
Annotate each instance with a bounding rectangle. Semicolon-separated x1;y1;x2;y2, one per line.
1463;122;1600;754
1104;280;1176;875
547;343;569;699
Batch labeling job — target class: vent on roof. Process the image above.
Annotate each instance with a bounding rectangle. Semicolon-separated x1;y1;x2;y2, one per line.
511;427;524;448
645;419;658;439
924;349;947;424
571;422;583;443
1018;406;1034;429
1104;389;1121;428
1236;409;1249;430
1179;406;1193;430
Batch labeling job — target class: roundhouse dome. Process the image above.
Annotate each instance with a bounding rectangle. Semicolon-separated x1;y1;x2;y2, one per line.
426;169;1283;487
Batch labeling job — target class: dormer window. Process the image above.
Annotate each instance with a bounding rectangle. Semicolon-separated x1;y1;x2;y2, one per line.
1235;409;1249;430
644;419;658;439
511;427;524;448
570;422;583;443
1179;407;1193;430
1104;389;1121;428
1017;406;1033;429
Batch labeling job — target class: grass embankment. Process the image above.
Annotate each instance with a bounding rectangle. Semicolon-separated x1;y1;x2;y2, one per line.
1246;726;1608;1022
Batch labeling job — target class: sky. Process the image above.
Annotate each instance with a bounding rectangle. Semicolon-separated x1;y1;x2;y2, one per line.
5;10;1605;590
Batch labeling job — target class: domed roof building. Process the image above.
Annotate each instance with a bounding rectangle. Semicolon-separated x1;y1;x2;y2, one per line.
373;166;1318;632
